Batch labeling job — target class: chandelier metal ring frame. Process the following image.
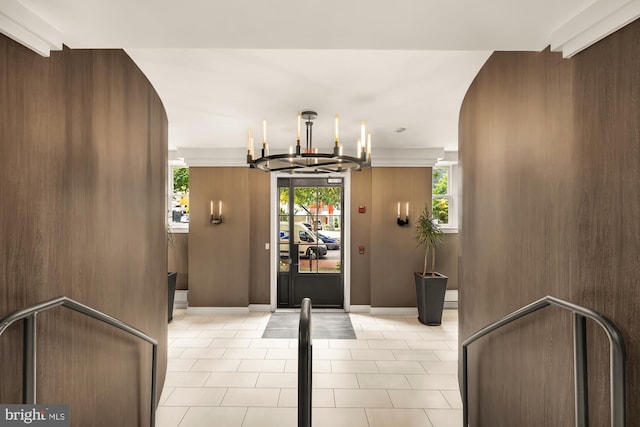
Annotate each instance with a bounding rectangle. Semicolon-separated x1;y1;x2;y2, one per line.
246;110;372;173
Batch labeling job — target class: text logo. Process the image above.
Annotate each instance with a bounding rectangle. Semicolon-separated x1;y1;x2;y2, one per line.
0;405;68;427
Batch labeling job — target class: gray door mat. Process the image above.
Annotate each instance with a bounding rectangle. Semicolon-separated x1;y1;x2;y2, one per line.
262;312;356;339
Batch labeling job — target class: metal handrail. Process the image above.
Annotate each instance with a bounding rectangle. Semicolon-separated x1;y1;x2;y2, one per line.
461;295;626;427
298;298;312;427
0;296;158;427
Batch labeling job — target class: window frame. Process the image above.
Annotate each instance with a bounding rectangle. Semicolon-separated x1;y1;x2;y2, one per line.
168;164;189;232
432;164;458;231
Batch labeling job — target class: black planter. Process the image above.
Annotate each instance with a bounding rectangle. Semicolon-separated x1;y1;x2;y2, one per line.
414;272;448;326
168;272;178;322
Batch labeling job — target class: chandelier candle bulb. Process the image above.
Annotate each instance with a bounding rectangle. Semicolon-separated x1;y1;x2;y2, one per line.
397;202;401;218
297;112;301;144
366;131;372;157
334;114;340;146
406;202;409;218
262;120;267;148
210;200;214;216
360;121;366;151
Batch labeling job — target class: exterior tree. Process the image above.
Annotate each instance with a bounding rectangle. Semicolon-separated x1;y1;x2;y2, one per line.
173;168;189;193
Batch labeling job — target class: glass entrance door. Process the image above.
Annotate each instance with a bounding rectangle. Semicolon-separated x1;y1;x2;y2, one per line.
277;177;343;308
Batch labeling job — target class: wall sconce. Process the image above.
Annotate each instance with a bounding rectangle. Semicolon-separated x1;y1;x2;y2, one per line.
397;202;409;226
210;200;223;225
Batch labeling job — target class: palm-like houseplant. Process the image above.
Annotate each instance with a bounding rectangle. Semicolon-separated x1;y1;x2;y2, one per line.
414;205;448;325
415;205;444;276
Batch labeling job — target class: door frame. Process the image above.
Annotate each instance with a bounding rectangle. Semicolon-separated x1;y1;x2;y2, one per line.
269;172;351;312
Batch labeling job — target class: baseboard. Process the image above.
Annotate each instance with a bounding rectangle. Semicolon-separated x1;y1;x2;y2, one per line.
351;290;459;315
445;290;458;302
180;291;459;315
370;307;419;316
187;306;250;315
174;290;188;309
444;290;458;309
349;305;372;313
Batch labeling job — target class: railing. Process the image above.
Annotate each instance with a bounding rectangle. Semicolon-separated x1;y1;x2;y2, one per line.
0;296;158;427
298;298;312;427
461;295;626;427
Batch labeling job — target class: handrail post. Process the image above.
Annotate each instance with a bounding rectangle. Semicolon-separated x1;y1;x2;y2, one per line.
462;344;468;427
298;298;312;427
573;312;589;427
610;333;626;427
23;313;37;404
151;343;157;427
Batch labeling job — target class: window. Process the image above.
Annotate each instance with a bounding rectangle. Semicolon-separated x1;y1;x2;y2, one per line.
432;167;450;225
169;167;189;225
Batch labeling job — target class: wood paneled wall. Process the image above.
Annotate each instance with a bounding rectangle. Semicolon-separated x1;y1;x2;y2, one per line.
187;166;451;309
370;168;432;307
188;168;251;307
168;233;189;290
0;36;168;426
185;168;272;307
436;233;458;290
249;170;271;305
350;169;373;305
351;168;458;305
459;20;640;426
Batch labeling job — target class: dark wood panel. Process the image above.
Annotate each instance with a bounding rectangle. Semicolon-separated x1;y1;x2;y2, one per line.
370;167;431;307
350;169;372;305
0;36;167;426
249;170;271;304
459;20;640;427
435;233;458;290
168;233;189;290
188;167;251;307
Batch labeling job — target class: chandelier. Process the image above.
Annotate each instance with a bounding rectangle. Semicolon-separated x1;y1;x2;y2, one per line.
246;111;371;173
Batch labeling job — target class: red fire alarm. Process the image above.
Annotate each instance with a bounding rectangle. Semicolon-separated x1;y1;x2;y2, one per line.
358;206;366;213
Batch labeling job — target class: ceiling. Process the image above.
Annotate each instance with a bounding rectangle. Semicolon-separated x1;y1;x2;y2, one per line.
5;0;636;165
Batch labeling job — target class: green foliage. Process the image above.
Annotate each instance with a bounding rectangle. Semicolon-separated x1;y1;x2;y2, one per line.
415;205;443;276
432;198;449;224
432;167;449;224
294;187;341;208
432;167;448;195
173;168;189;193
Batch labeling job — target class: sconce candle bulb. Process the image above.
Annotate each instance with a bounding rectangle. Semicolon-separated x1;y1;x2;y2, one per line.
397;201;409;226
210;200;223;225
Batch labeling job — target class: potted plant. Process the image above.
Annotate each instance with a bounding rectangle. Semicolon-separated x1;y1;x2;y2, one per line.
414;205;448;325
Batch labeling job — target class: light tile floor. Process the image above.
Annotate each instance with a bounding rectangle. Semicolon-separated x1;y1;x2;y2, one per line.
157;309;461;427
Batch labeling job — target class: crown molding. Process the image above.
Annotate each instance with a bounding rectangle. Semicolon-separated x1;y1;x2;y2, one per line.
551;0;640;58
371;147;445;167
0;0;62;57
173;146;446;167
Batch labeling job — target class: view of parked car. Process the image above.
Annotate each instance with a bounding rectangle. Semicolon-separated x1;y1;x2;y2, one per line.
317;231;340;250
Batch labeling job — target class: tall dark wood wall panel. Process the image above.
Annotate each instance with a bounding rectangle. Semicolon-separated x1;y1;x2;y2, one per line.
188;167;252;307
370;168;432;307
0;36;168;426
459;20;640;426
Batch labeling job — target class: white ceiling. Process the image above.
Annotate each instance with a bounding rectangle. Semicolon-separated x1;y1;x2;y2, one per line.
6;0;635;164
